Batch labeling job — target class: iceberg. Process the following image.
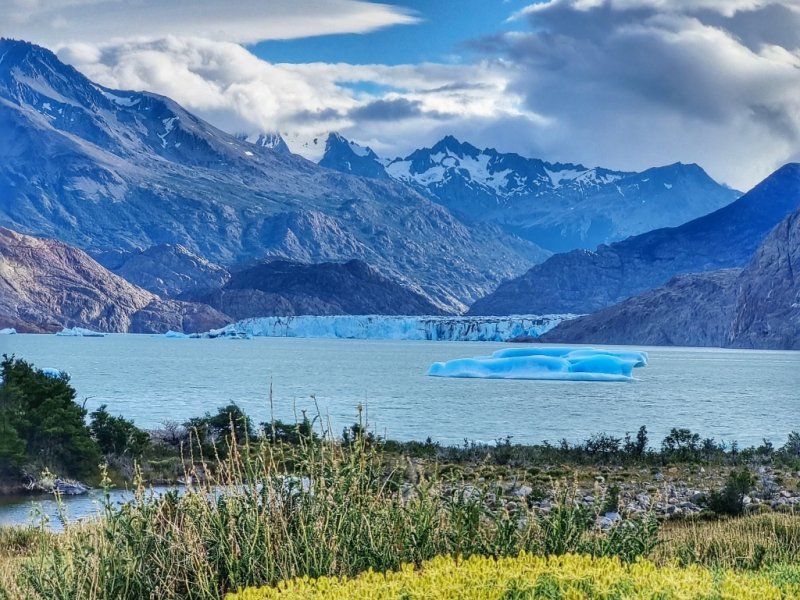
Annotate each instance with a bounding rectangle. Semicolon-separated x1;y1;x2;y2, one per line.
199;314;574;342
165;330;190;339
0;328;16;335
428;346;648;382
491;347;648;368
41;367;65;379
56;327;106;337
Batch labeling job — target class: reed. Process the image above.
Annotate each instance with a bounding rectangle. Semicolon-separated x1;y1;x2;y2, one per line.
7;426;657;600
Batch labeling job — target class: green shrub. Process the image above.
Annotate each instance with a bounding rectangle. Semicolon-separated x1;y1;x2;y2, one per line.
709;469;756;517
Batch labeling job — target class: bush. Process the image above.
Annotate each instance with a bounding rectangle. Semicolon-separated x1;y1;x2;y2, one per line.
0;355;100;479
709;469;756;517
226;553;800;600
90;405;150;458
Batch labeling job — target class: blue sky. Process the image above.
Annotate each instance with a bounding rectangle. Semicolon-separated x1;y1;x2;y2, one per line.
251;1;534;65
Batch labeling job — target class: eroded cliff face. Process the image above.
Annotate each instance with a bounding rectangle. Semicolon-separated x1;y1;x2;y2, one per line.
0;228;230;333
541;208;800;350
539;270;742;347
727;210;800;350
94;244;231;299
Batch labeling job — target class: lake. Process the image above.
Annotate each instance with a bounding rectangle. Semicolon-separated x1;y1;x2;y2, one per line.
1;334;798;528
1;334;797;447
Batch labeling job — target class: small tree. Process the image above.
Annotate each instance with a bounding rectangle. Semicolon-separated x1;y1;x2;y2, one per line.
661;428;701;462
90;405;150;458
0;355;100;479
708;469;755;516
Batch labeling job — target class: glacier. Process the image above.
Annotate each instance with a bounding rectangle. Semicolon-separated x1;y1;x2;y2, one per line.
0;328;16;334
428;347;648;382
197;314;573;342
56;327;106;337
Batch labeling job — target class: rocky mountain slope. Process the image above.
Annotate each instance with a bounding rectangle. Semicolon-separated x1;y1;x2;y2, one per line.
727;208;800;349
0;227;230;333
319;133;740;251
469;163;800;316
94;245;231;298
539;270;742;347
0;39;547;313
186;259;445;320
541;206;800;349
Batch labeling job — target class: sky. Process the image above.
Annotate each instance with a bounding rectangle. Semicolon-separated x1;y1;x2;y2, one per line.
2;0;800;189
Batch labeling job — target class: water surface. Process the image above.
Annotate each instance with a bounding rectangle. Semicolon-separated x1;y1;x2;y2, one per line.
2;334;797;447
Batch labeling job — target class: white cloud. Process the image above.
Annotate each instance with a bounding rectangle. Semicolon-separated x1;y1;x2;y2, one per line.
58;36;539;159
7;0;800;189
493;0;800;188
0;0;417;45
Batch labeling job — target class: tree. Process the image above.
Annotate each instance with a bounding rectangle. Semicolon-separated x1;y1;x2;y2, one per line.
90;405;150;458
0;355;100;479
185;404;255;455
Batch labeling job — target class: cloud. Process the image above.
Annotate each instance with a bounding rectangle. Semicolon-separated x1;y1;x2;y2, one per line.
348;97;449;121
57;36;535;158
9;0;799;189
0;0;418;46
489;0;800;188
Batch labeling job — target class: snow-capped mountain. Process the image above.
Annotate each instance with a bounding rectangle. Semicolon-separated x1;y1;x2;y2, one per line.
319;133;741;251
0;39;550;313
237;132;291;154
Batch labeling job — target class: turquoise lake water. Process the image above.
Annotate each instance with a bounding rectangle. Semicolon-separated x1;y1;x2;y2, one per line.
0;334;798;527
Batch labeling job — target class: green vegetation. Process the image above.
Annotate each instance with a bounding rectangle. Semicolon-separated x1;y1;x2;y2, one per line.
0;355;100;480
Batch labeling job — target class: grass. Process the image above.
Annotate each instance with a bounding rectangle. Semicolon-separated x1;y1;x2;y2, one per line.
0;425;798;599
0;431;658;600
657;513;800;570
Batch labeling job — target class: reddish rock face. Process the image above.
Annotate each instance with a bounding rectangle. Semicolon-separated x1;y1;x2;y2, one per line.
0;227;230;333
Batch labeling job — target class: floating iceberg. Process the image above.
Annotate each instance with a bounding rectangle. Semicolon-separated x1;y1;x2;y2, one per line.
56;327;106;337
0;328;16;335
41;368;65;379
428;347;648;382
199;314;574;342
165;330;190;339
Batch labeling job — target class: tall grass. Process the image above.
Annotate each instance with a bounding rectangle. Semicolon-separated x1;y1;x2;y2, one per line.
657;513;800;570
8;426;657;600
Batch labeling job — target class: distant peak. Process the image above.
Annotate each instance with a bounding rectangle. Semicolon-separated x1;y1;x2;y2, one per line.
430;135;479;157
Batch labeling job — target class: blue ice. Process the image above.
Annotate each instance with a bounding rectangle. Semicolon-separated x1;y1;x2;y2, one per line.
428;347;647;382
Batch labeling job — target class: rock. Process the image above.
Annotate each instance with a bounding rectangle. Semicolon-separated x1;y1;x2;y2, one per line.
185;259;446;319
0;228;231;333
508;485;534;499
471;165;798;317
95;244;231;298
598;512;622;530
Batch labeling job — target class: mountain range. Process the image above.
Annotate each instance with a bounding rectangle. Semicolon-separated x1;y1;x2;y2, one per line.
0;39;797;349
0;39;547;313
0;227;229;333
469;164;800;316
541;204;800;349
318;132;740;251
